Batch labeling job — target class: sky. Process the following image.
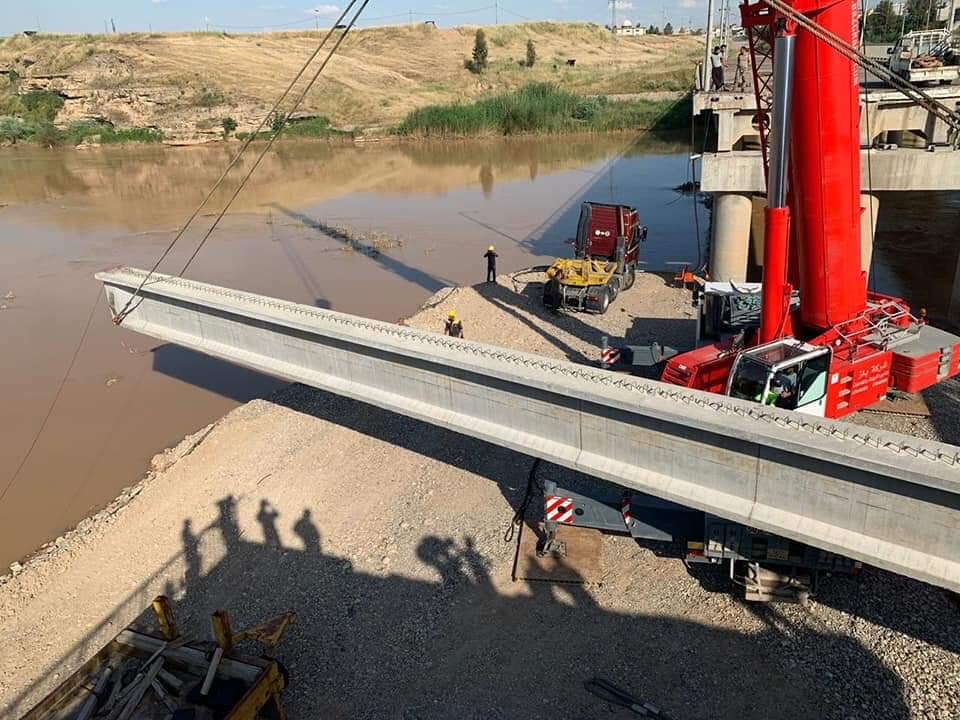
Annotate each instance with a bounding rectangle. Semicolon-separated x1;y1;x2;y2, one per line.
1;0;708;36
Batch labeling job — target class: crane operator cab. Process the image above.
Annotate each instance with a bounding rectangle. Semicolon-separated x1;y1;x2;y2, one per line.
726;338;831;416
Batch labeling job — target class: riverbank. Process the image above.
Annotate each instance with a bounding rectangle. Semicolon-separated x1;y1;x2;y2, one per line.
0;87;690;148
2;272;959;719
0;24;701;143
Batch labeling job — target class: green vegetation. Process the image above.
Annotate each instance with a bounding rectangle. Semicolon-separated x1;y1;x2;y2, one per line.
278;116;349;138
466;29;489;74
194;88;226;107
394;83;689;137
236;115;351;141
865;0;947;41
0;90;65;123
526;39;537;68
0;117;163;147
222;116;237;137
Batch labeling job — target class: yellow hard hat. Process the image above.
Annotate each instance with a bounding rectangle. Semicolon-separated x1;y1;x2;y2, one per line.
488;245;495;252
448;310;457;320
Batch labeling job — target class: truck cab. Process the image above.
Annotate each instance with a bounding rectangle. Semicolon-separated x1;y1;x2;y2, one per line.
726;338;831;416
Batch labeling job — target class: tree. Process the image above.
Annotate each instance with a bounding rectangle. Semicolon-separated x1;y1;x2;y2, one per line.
525;38;537;68
221;116;237;138
472;29;489;73
903;0;944;32
864;0;901;42
664;22;674;35
647;24;657;34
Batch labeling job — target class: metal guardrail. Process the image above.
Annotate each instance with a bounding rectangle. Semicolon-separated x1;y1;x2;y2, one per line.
97;268;960;592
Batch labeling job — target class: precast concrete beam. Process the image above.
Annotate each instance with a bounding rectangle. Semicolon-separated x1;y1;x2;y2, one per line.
97;268;960;592
701;148;960;193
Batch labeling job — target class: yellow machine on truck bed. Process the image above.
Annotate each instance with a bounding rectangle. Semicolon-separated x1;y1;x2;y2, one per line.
544;258;622;314
543;202;646;315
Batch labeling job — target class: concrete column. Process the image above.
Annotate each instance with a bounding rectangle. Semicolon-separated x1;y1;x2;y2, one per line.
709;193;752;282
860;193;878;278
715;109;737;152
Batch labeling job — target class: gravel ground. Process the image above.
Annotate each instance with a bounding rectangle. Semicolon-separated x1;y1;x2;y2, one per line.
1;274;958;720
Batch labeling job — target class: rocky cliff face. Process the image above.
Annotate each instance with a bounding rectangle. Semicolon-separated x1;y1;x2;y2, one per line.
0;27;701;143
8;50;266;143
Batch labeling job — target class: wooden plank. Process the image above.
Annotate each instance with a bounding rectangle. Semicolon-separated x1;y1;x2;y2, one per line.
114;631;261;683
110;659;163;720
512;523;603;584
73;666;112;720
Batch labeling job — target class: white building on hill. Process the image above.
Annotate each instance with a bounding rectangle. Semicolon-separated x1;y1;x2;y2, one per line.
609;20;646;36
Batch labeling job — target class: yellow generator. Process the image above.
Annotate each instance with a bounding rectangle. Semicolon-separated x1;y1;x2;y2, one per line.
543;202;646;314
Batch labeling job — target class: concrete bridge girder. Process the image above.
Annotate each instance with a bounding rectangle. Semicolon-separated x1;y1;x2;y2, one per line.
695;88;960;152
700;148;960;193
96;268;960;593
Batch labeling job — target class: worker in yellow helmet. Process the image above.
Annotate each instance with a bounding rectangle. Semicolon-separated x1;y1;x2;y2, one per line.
483;244;499;284
444;310;464;338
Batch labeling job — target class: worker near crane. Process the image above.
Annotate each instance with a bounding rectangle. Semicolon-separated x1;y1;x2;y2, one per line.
734;46;750;91
445;310;464;338
709;45;725;90
484;245;498;283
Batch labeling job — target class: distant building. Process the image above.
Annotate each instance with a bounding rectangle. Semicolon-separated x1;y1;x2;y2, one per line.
608;20;647;36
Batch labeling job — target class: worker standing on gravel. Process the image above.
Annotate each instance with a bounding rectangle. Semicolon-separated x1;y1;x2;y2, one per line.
445;310;464;338
484;245;498;283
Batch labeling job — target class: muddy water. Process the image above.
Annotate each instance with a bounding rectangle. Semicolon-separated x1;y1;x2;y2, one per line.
2;135;957;568
0;134;699;566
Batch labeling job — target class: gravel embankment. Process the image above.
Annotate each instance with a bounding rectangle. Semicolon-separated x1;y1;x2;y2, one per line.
1;273;957;720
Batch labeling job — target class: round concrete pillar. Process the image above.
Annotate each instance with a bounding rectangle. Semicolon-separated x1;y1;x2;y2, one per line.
709;193;752;282
860;193;878;278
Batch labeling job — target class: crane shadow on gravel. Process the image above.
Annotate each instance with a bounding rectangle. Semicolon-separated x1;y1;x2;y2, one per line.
148;492;911;720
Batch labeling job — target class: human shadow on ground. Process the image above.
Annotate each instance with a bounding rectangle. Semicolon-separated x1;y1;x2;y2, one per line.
150;492;911;719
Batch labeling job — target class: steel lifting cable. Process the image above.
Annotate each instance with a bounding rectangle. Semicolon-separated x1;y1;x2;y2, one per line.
174;0;373;281
762;0;960;141
112;0;368;324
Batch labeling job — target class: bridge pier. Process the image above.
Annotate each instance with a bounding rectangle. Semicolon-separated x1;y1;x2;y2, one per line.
709;192;878;283
709;192;752;282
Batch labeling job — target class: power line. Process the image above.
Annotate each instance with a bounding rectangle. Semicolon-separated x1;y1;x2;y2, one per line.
113;0;369;324
0;291;102;507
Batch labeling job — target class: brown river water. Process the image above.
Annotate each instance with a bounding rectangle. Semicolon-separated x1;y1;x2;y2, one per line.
0;134;957;567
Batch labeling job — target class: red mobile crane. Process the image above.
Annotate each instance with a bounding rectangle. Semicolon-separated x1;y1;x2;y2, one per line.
661;0;960;419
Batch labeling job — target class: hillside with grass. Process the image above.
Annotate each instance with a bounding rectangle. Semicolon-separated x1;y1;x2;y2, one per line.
0;23;701;144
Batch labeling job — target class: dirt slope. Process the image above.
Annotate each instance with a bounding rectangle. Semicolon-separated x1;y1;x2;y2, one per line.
0;23;701;141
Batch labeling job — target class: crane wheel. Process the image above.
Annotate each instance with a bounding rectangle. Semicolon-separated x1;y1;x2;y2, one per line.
598;286;611;315
608;277;621;302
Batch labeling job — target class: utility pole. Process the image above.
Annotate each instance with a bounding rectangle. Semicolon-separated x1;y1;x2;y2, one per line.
704;0;716;87
111;18;117;33
610;0;619;70
720;0;730;45
496;1;500;25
